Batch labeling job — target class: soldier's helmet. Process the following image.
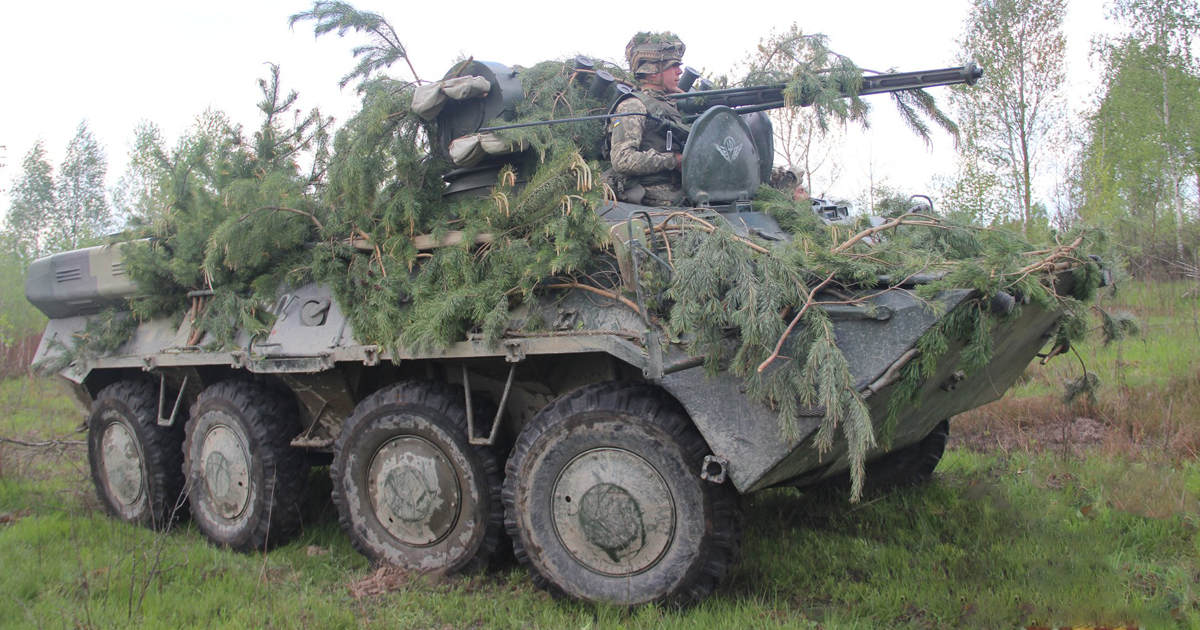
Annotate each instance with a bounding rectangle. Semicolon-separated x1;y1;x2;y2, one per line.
625;32;686;78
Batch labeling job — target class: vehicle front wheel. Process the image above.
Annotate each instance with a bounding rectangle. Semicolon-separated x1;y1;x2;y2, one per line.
87;380;186;528
503;382;742;607
184;380;309;552
331;381;504;573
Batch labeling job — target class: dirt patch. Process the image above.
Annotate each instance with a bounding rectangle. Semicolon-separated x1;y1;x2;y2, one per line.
951;383;1200;461
0;509;32;526
348;566;422;599
952;400;1112;454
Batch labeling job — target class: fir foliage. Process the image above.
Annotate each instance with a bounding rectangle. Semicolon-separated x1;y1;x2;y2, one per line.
289;1;424;90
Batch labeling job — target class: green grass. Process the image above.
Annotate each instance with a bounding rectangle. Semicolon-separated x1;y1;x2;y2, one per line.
2;422;1197;628
1011;280;1200;399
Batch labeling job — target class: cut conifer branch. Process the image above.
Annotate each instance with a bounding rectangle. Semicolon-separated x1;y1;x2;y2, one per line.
349;231;496;252
544;282;641;315
758;271;838;373
831;214;941;254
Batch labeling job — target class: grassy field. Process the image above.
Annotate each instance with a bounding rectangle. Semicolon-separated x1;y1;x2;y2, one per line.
1;282;1198;629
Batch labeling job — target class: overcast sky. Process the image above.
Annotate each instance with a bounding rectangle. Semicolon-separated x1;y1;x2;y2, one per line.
0;0;1117;221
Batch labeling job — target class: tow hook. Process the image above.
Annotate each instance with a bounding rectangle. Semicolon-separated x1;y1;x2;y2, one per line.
701;456;728;484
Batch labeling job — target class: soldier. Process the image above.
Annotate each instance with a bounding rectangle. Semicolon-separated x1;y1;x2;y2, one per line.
604;32;689;206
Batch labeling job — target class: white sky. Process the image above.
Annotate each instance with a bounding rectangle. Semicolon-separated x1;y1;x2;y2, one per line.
0;0;1117;221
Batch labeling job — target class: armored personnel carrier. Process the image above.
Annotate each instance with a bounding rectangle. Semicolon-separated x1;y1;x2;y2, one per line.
27;59;1081;606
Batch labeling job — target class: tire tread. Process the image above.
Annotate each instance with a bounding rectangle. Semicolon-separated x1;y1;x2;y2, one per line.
503;381;742;606
330;380;505;573
184;380;309;552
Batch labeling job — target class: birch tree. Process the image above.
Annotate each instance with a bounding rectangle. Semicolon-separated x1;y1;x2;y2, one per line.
52;121;110;250
951;0;1068;235
4;141;56;260
1110;0;1200;260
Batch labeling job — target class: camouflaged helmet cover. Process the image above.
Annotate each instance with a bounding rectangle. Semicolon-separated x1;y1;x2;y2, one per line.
626;32;686;77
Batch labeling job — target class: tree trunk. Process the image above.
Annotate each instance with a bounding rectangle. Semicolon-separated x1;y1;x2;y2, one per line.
1162;65;1184;261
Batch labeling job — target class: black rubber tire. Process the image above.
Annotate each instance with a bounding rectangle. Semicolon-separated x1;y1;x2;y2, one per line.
503;381;743;607
867;419;950;487
184;380;310;552
331;381;505;574
815;419;950;493
87;380;186;529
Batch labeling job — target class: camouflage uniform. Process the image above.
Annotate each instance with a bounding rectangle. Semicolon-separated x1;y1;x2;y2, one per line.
607;91;686;206
604;33;688;207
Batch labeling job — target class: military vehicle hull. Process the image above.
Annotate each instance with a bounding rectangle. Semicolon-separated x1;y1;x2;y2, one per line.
28;205;1070;605
31;213;1063;496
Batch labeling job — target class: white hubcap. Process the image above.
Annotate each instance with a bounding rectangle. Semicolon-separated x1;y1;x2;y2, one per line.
200;424;251;520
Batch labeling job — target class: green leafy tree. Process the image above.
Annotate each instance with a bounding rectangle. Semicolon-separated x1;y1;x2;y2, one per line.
950;0;1068;235
939;151;1008;224
111;122;171;226
1110;0;1200;260
4;140;56;261
1076;24;1200;266
743;23;959;152
743;25;848;195
289;1;422;90
52;121;110;250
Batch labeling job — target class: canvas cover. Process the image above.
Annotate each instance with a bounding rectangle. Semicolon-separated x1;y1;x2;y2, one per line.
412;76;492;121
448;133;527;167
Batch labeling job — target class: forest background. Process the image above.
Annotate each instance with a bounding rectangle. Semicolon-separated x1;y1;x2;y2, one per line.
1;0;1200;627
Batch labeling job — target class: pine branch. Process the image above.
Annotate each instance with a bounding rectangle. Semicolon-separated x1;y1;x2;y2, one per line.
544;283;641;315
757;271;837;373
238;206;324;231
831;214;942;254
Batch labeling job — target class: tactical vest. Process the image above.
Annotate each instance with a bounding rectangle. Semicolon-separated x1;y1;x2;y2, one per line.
604;91;688;193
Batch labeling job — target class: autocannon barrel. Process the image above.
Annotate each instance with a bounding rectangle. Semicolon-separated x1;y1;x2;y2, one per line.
857;62;983;96
668;62;983;115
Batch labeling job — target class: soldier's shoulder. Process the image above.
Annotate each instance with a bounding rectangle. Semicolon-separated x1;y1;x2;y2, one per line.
614;94;649;115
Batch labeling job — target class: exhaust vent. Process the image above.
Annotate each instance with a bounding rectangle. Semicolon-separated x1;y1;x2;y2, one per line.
55;266;83;283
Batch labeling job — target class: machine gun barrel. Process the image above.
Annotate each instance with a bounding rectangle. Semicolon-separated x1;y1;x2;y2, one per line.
668;62;983;115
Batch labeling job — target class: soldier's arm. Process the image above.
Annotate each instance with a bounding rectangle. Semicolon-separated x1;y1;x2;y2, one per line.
609;98;678;176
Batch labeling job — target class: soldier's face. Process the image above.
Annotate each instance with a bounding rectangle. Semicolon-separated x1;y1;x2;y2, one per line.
647;63;684;93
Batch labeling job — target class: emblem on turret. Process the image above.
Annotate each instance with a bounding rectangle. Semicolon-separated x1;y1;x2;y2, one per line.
715;136;742;163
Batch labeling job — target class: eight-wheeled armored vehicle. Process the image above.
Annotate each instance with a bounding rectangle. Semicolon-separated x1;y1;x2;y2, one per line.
27;58;1072;606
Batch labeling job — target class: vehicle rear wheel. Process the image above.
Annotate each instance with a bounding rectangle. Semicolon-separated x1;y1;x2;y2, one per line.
87;380;186;528
812;419;950;493
867;419;950;487
331;381;504;573
184;380;309;552
503;382;742;606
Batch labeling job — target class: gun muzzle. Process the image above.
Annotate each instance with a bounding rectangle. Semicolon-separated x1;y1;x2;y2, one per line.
612;82;633;106
677;66;701;92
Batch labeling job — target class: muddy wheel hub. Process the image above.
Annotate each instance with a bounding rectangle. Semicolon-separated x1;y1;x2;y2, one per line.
101;421;144;507
200;424;251;520
552;447;676;576
368;435;462;547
